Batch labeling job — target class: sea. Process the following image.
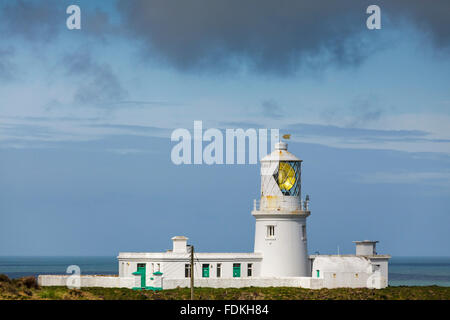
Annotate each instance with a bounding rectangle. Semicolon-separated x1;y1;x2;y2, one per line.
1;256;449;287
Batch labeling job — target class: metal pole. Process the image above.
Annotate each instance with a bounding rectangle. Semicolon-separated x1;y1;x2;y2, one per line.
190;245;194;300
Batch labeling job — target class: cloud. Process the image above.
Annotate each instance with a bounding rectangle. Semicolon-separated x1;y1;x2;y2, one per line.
357;171;450;187
87;123;171;137
82;8;118;39
283;122;450;154
0;116;172;148
116;0;376;75
0;0;61;41
106;148;152;155
0;0;116;42
3;0;448;76
288;122;428;140
116;0;450;75
321;94;387;128
0;47;15;81
108;100;187;108
261;100;284;120
218;121;264;129
382;0;450;49
62;50;127;107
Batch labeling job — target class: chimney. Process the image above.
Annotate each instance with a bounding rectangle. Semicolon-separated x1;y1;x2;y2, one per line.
172;236;188;253
353;240;378;256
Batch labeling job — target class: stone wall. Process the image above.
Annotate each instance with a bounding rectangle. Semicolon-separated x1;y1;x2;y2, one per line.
37;275;134;288
38;275;323;289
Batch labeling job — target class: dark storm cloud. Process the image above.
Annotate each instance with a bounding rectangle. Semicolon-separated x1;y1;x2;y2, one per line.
116;0;373;75
116;0;450;75
381;0;450;49
0;0;61;41
1;0;449;76
63;50;127;107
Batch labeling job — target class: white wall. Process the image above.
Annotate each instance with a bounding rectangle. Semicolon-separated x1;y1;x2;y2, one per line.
118;255;262;282
254;214;309;277
162;277;323;290
355;242;376;255
38;274;324;290
311;255;389;289
38;275;134;288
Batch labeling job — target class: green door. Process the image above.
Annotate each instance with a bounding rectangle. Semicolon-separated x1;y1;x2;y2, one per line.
132;263;146;288
202;264;210;278
233;263;241;277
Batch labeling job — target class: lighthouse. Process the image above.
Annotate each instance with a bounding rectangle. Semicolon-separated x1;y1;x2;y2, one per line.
40;137;391;290
252;141;310;277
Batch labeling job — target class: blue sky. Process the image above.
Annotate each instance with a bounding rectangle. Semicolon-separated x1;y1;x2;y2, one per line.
0;0;449;256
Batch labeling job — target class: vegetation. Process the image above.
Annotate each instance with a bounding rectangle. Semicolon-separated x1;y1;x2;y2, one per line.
0;274;449;300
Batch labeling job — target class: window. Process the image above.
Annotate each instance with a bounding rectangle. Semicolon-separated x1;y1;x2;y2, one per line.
275;161;301;196
217;264;222;278
185;264;191;278
247;263;253;277
302;225;306;241
332;273;336;278
151;263;154;274
316;270;320;278
233;263;241;277
355;273;359;278
202;264;210;278
266;225;275;238
156;263;160;272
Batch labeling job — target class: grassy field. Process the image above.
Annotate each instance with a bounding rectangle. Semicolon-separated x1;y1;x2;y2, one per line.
1;274;449;300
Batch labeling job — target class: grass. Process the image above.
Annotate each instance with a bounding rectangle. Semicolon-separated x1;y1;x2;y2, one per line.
0;274;449;300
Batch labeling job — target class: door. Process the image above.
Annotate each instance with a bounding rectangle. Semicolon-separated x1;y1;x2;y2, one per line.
202;264;210;278
233;263;241;277
135;263;146;288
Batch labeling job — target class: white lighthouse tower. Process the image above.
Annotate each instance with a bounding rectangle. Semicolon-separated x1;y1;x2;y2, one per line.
252;141;310;277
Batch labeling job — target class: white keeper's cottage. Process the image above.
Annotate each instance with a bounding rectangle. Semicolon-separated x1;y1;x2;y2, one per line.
39;142;390;289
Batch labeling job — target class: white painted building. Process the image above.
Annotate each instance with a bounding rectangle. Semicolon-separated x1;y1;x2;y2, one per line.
39;142;390;289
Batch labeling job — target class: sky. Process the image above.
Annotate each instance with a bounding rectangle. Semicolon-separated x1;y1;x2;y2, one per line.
0;0;449;257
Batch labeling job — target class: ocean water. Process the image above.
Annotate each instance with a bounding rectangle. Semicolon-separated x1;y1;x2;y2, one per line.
1;256;449;287
0;256;117;279
389;257;450;287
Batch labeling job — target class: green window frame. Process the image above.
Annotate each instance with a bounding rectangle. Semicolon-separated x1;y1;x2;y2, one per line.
233;263;241;277
202;264;210;278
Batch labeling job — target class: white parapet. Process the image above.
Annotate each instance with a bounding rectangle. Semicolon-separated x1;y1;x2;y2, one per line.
162;277;324;290
38;275;324;290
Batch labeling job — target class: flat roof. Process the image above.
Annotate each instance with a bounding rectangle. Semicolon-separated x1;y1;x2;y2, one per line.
118;252;263;261
309;254;390;259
